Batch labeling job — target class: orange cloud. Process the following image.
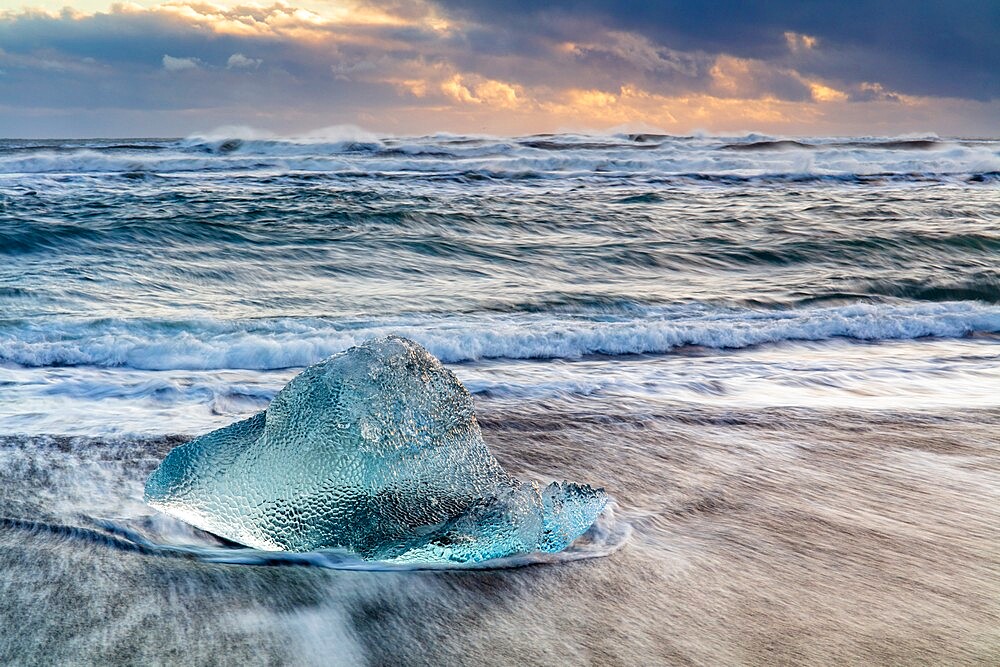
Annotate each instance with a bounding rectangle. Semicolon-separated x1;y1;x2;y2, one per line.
440;74;523;109
809;82;848;103
538;85;810;129
109;1;437;39
709;55;754;96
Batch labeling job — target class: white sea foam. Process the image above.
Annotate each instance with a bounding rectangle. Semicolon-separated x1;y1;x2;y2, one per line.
0;133;996;179
1;302;998;371
78;501;632;571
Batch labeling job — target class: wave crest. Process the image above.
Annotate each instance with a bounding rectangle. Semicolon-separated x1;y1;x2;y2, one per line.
1;132;996;181
2;302;998;371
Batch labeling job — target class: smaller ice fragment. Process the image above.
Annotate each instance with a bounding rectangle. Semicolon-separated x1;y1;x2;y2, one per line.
144;336;607;563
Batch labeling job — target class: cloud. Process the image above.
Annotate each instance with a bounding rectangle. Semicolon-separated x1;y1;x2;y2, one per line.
435;0;1000;100
440;73;522;108
566;31;703;78
330;58;378;81
808;82;847;103
849;82;906;104
226;53;261;69
784;32;818;53
162;54;199;71
0;0;996;137
708;55;812;101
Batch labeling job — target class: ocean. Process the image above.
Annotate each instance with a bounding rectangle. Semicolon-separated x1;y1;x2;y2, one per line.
1;131;999;664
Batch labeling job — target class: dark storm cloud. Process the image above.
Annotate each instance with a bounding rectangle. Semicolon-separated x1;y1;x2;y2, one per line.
435;0;1000;100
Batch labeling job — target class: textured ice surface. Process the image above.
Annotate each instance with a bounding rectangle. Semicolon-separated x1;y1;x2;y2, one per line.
145;336;607;563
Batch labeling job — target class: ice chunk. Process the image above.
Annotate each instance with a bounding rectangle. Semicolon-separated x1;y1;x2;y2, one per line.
144;336;607;563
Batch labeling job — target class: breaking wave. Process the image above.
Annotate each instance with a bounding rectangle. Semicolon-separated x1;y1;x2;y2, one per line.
2;302;998;371
0;131;996;182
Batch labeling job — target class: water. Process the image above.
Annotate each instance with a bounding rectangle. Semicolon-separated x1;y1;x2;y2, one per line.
1;131;999;664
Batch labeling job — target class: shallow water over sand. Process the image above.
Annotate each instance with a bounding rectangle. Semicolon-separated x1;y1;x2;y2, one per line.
2;401;1000;664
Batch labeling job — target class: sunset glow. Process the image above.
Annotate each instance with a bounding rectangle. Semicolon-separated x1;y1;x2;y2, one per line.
0;1;996;136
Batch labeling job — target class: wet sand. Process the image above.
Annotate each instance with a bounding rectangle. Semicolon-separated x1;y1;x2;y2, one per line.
2;401;999;665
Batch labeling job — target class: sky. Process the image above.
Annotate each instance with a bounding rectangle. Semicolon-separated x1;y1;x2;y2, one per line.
0;0;997;137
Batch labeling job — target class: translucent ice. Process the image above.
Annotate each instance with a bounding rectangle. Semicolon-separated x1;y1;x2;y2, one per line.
144;336;607;563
